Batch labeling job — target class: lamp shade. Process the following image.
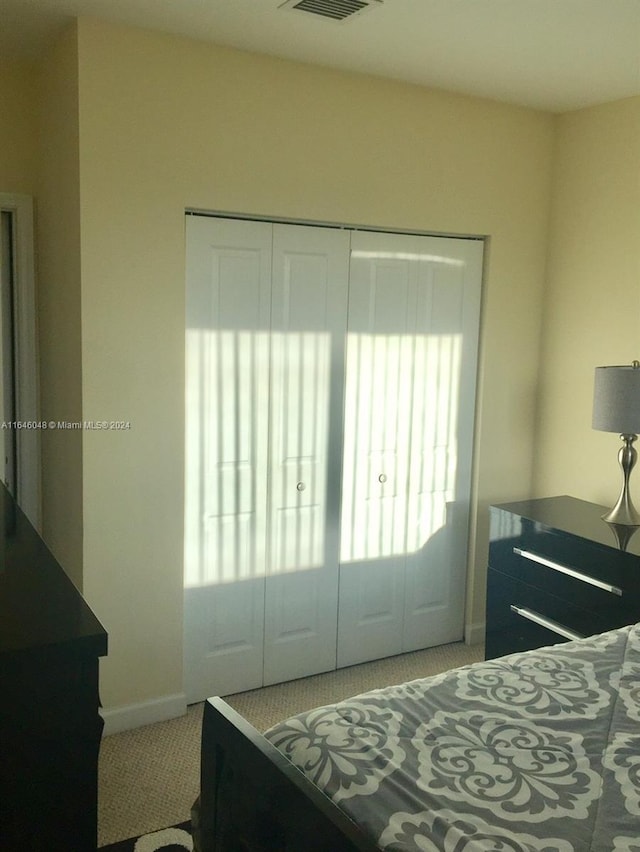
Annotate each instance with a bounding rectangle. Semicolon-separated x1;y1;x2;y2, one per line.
593;364;640;434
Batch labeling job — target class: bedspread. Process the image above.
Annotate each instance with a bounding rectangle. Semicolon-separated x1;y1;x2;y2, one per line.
264;625;640;851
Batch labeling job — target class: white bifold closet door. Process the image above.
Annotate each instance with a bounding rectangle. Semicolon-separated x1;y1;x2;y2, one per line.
184;216;349;702
337;230;482;667
264;224;349;685
184;215;482;702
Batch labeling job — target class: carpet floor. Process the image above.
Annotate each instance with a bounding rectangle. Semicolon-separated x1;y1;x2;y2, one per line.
98;640;484;846
99;820;192;851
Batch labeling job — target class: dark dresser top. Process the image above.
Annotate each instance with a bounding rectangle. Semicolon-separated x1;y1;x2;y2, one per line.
0;484;107;659
492;495;640;556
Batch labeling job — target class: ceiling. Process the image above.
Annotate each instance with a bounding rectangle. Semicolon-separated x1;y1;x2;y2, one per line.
1;0;639;113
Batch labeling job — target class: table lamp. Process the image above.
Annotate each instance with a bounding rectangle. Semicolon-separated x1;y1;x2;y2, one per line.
592;361;640;526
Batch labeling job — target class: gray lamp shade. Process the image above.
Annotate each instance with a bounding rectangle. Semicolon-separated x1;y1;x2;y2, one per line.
593;364;640;434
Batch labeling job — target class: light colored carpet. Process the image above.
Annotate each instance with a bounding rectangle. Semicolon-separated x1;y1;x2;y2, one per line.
98;640;484;846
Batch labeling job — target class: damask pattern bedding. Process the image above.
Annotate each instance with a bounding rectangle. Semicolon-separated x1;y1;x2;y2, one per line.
264;624;640;851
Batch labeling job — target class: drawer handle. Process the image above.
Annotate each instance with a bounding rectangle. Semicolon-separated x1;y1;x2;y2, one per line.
513;548;623;596
510;605;584;641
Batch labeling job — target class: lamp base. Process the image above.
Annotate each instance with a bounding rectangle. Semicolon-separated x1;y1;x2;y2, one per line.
602;433;640;526
604;520;639;552
602;506;640;527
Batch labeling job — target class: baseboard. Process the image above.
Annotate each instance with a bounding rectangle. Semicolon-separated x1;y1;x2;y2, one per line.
464;621;486;645
101;692;187;735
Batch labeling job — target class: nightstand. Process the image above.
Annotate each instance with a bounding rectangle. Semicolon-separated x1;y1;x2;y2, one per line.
485;495;640;659
0;484;107;850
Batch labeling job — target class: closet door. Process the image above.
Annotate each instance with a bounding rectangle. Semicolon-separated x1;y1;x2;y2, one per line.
263;224;349;685
401;236;482;652
184;216;349;701
337;231;482;667
184;216;272;701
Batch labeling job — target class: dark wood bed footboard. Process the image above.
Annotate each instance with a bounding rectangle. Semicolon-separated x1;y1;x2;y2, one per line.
196;696;379;852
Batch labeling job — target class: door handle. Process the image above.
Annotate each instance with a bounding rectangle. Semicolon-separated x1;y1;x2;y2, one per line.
510;605;584;641
513;548;622;596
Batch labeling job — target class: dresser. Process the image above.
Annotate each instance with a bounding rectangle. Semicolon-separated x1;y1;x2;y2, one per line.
0;484;108;850
485;495;640;659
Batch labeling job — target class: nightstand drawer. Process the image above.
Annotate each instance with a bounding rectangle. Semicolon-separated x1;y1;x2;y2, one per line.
489;536;627;619
485;568;611;659
489;529;628;597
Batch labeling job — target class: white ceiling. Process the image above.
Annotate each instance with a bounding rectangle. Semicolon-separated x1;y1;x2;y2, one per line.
1;0;639;113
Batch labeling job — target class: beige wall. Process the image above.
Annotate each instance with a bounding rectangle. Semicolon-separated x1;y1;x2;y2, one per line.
533;97;640;506
0;50;84;586
0;59;38;194
72;18;554;710
36;25;84;588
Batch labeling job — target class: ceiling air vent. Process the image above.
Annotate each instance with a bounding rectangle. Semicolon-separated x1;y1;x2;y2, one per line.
279;0;383;23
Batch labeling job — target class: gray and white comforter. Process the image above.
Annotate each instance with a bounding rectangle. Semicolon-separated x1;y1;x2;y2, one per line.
264;624;640;851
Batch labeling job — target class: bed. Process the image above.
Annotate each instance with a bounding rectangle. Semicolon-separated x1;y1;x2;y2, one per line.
193;623;640;851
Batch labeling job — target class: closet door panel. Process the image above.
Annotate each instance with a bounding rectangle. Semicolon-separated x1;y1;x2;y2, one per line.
337;239;415;666
403;237;483;650
338;231;483;667
184;216;271;701
336;559;404;665
263;224;349;685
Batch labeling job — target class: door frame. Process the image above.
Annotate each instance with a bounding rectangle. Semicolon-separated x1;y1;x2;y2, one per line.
0;193;40;528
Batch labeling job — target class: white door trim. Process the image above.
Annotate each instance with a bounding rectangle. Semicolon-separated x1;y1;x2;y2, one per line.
0;193;40;528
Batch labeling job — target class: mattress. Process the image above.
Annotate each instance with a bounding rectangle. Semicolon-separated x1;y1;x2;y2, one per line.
264;624;640;851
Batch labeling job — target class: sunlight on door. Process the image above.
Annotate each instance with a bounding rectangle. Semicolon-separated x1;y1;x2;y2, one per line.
184;327;332;588
184;326;462;588
270;329;331;577
340;331;461;562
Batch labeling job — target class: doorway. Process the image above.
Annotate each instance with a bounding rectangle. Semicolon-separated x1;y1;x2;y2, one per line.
0;210;17;498
0;194;40;528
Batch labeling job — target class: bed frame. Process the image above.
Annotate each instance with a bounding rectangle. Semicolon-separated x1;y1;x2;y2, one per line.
195;696;379;852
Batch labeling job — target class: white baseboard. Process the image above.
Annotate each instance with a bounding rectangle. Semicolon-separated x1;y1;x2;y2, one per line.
101;692;187;735
464;621;486;645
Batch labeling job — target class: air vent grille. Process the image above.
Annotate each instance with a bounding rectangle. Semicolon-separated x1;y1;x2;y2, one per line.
279;0;382;22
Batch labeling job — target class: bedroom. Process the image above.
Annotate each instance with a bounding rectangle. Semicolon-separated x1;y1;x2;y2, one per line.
1;0;639;739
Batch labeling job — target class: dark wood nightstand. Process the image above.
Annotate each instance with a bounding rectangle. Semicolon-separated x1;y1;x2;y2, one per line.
0;484;108;850
485;495;640;659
